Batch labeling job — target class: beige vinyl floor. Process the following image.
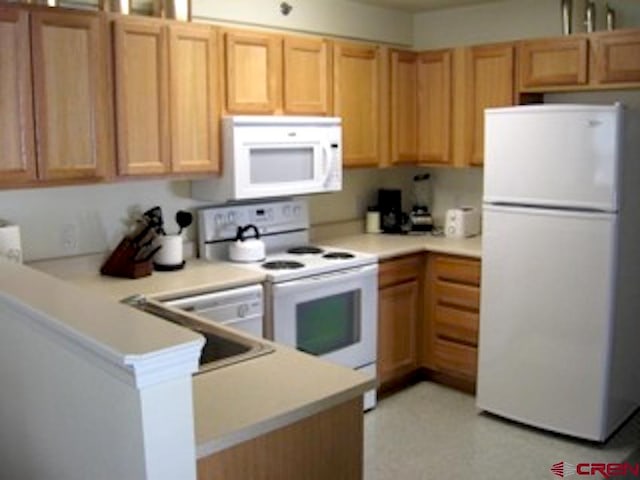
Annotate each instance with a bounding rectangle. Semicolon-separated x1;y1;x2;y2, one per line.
363;382;640;480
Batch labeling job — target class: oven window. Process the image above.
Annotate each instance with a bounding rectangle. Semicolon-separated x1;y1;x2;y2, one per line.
296;291;361;356
250;148;314;183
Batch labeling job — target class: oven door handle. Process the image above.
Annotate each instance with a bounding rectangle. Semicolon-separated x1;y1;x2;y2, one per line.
272;264;378;294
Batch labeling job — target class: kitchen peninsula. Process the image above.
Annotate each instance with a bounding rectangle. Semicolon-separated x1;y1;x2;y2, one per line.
0;259;373;480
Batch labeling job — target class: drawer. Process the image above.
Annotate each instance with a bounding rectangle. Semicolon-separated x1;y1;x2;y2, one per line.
434;304;478;345
379;254;422;288
434;281;480;311
433;255;480;286
434;339;477;379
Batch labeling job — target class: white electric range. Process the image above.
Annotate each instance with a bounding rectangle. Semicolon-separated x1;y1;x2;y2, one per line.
197;198;378;410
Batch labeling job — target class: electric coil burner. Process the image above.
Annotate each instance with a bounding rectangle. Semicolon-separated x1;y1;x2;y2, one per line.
323;251;355;260
262;260;305;270
287;246;325;255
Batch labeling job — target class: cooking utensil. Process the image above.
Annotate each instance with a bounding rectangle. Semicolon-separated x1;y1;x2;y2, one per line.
143;206;166;235
175;210;193;235
229;224;265;263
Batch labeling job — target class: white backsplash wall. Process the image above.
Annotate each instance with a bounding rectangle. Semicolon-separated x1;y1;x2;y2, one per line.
0;181;208;262
425;168;484;226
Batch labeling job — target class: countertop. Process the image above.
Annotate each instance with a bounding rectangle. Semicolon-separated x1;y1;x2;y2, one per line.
320;232;482;260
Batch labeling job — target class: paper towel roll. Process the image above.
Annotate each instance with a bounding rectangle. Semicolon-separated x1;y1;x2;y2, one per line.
0;221;22;264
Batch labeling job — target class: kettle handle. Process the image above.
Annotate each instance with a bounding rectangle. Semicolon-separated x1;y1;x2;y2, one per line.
235;224;261;242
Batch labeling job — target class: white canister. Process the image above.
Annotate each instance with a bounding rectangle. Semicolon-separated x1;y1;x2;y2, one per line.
0;221;22;264
366;208;381;234
154;234;183;266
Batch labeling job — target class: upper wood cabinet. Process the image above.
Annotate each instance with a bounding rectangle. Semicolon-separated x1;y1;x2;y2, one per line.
222;30;331;116
223;30;281;114
518;29;640;92
168;24;220;174
417;49;453;165
390;50;418;164
455;43;515;167
0;7;36;186
0;5;112;188
333;41;383;168
113;17;219;177
591;29;640;85
518;36;588;90
283;36;331;115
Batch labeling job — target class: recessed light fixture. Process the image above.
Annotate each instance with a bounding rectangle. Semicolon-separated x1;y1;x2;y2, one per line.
280;2;292;15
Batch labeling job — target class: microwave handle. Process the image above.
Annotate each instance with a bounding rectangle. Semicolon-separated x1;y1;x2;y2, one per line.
322;144;332;185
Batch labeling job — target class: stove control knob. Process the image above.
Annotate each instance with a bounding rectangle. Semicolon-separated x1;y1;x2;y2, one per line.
237;304;249;318
293;206;301;217
227;212;236;224
214;214;224;225
283;206;291;217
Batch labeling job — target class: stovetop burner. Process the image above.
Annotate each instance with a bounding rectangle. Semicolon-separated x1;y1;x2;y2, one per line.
323;251;356;260
262;260;305;270
286;246;325;255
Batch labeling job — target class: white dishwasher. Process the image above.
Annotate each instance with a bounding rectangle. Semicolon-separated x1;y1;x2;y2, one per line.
162;284;264;338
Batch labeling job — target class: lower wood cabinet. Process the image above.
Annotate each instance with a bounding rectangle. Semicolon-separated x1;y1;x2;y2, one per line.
377;254;423;388
197;397;363;480
423;253;481;387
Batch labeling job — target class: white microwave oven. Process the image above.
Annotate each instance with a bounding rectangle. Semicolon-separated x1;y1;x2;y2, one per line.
192;116;342;201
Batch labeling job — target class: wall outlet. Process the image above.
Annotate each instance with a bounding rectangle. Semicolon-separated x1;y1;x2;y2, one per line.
61;223;78;253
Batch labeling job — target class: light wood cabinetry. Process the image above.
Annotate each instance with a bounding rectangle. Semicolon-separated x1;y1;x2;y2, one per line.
417;49;452;165
0;5;112;187
333;41;384;168
591;29;640;85
113;17;219;176
518;29;640;91
197;397;363;480
168;23;220;173
0;7;36;186
222;30;331;116
518;36;588;90
393;43;513;168
454;43;515;167
283;36;331;115
378;255;422;387
223;30;281;114
390;50;418;164
423;254;481;385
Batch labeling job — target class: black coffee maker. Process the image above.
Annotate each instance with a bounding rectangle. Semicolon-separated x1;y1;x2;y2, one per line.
378;189;404;233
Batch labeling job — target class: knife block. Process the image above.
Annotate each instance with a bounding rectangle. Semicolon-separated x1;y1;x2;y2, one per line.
100;237;153;279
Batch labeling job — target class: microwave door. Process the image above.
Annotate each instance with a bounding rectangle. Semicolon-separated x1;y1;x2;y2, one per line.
234;143;327;199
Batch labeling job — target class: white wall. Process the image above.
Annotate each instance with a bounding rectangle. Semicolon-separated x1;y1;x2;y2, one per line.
192;0;413;45
414;0;640;49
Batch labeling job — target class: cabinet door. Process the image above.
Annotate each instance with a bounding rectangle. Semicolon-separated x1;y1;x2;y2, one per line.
168;24;220;174
592;29;640;85
283;36;330;115
378;279;419;385
113;18;169;176
333;42;381;168
224;30;281;114
31;10;111;182
390;49;418;164
459;44;514;167
417;50;452;165
518;36;588;90
0;7;36;186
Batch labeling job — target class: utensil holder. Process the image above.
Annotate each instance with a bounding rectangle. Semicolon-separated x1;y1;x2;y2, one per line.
100;237;153;279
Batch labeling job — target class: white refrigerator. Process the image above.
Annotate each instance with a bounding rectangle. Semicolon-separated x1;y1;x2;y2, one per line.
476;104;640;441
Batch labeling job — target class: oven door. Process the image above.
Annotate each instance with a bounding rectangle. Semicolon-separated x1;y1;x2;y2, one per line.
270;264;377;369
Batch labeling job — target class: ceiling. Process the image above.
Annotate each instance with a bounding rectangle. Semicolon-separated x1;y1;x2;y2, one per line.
349;0;502;13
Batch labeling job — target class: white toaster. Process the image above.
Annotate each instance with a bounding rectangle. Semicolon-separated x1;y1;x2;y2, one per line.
444;207;481;238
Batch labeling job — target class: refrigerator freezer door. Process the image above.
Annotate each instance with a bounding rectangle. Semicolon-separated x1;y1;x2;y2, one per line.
477;205;617;441
484;105;621;212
